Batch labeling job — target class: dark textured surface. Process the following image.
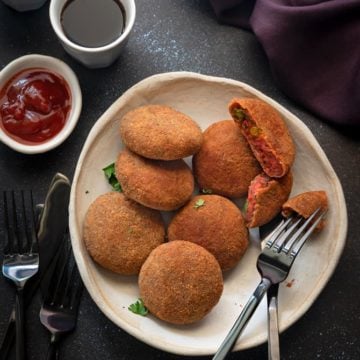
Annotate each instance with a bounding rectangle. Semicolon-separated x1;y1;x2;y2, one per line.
0;0;359;359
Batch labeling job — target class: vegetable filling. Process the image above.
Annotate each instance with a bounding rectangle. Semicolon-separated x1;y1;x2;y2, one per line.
245;174;270;223
232;106;283;177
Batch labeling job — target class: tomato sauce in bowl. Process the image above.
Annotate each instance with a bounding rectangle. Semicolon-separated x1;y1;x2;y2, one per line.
0;68;71;145
0;54;81;154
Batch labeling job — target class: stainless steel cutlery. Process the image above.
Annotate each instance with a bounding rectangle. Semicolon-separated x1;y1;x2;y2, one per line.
0;178;325;360
0;173;71;360
213;209;326;360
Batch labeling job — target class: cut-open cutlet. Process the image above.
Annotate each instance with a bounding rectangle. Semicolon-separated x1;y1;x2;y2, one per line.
229;98;295;178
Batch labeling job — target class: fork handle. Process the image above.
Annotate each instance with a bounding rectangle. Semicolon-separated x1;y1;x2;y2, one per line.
46;342;58;360
46;334;60;360
15;288;25;360
213;278;271;360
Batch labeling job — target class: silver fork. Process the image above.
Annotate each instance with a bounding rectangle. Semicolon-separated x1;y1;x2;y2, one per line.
213;208;325;360
39;234;84;360
2;190;39;360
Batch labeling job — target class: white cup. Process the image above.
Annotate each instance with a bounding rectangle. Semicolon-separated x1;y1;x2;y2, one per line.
49;0;136;68
1;0;47;11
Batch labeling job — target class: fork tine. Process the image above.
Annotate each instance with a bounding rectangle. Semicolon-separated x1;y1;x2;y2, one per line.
265;218;291;247
10;192;18;253
290;211;326;256
282;208;322;254
272;217;302;251
59;258;75;307
15;190;28;254
3;191;19;254
20;190;29;253
23;190;38;253
51;244;72;306
3;192;11;254
62;262;83;309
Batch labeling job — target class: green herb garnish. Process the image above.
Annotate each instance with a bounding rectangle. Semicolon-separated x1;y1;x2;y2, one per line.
128;298;148;316
232;108;245;121
242;199;248;213
194;198;206;209
201;188;213;194
102;163;122;192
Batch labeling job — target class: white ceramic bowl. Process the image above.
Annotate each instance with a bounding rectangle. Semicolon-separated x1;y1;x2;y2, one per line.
0;54;82;154
1;0;47;12
49;0;136;68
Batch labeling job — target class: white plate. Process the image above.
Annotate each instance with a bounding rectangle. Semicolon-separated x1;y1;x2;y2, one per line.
69;72;347;356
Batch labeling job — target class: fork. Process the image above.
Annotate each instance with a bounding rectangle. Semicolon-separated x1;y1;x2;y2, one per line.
213;208;325;360
2;190;39;360
39;234;84;360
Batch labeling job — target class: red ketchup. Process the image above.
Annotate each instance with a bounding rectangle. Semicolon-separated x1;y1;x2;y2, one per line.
0;68;71;144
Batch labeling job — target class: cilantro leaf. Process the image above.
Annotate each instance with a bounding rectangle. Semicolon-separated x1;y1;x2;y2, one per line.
194;198;205;209
102;163;122;192
128;298;148;316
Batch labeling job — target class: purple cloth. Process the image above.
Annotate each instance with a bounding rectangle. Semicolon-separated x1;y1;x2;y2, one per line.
210;0;360;126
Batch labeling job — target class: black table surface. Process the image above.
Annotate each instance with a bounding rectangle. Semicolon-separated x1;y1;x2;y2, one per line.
0;1;359;359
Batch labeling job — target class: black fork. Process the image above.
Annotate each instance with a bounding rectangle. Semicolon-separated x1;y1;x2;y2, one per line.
2;190;39;360
39;233;83;360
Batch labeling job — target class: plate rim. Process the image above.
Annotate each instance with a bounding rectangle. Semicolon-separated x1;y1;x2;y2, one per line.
69;71;348;355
